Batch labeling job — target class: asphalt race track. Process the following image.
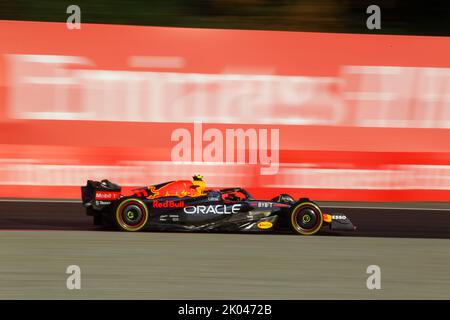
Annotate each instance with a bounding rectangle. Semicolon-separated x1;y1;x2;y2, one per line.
1;200;450;238
0;200;450;299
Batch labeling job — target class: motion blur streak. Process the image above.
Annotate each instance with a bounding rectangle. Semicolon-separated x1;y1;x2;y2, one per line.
1;232;450;299
1;20;450;200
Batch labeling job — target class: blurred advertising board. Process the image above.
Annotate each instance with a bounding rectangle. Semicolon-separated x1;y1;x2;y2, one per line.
1;20;450;200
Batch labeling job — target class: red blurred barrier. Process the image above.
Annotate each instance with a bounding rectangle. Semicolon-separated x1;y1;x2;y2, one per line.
1;20;450;200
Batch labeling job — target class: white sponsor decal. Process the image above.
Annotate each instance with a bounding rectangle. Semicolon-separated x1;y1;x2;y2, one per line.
95;192;118;199
183;204;242;215
96;201;113;205
256;202;273;208
332;215;347;220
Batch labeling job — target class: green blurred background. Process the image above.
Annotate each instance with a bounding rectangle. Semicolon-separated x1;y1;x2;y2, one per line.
0;0;449;35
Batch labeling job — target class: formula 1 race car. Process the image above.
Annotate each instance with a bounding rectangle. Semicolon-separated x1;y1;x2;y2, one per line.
81;175;355;235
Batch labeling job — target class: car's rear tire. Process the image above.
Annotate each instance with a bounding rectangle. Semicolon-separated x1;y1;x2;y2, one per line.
114;198;149;232
290;201;323;235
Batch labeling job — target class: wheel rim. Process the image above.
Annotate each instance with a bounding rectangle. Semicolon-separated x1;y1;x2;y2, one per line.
116;199;148;231
291;203;323;235
296;208;318;230
122;204;143;226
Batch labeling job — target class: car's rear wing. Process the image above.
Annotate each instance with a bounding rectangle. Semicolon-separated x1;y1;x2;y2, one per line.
81;179;122;213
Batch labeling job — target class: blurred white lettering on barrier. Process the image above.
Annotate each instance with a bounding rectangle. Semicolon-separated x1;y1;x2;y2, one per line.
1;162;450;190
7;54;450;128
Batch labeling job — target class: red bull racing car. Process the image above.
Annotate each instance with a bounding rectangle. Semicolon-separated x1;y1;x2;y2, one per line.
81;175;355;235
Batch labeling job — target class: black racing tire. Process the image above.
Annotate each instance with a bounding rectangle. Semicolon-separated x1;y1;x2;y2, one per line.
114;198;149;232
290;201;323;235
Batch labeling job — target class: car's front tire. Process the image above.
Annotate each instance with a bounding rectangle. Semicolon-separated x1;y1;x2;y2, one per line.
114;198;149;232
290;201;323;235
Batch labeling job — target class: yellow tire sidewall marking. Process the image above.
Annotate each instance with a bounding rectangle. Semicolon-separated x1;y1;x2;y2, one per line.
115;198;149;232
291;202;323;235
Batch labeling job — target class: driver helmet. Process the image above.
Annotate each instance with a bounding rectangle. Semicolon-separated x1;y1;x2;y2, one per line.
192;174;206;195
